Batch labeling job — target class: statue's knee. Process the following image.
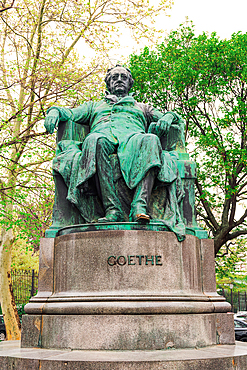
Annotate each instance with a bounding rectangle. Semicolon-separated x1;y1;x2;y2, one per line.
144;133;160;146
96;137;108;148
96;137;113;154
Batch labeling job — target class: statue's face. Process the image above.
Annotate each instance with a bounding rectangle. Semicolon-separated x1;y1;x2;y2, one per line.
108;67;131;97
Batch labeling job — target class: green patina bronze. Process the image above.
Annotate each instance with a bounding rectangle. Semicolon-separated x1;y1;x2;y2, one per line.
44;65;207;241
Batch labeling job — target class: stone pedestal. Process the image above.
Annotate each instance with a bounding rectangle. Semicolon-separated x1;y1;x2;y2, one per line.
22;230;234;350
2;340;247;370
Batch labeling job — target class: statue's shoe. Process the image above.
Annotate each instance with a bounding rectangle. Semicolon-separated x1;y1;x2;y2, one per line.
133;213;150;224
97;211;124;223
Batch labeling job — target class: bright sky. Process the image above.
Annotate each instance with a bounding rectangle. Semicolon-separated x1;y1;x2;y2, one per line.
164;0;247;38
107;0;247;63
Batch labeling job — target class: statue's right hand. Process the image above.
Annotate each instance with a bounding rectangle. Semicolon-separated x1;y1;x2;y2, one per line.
44;110;59;134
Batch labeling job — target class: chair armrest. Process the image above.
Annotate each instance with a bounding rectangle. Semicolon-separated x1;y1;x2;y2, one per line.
160;123;185;152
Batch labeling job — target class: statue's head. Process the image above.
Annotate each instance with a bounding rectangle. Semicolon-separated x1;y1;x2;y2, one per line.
105;65;134;97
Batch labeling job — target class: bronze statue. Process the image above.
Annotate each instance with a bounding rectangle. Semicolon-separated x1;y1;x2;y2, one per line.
44;65;186;240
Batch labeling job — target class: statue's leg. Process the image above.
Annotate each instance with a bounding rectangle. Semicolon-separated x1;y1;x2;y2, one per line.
96;138;124;222
129;168;156;223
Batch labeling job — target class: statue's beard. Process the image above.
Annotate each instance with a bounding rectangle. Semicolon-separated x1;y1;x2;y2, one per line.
112;86;129;97
108;82;130;97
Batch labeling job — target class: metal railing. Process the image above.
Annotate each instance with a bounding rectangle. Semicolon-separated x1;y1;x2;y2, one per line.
219;288;247;313
11;269;38;306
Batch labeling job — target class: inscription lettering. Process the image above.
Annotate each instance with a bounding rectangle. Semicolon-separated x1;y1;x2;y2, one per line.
128;255;136;265
117;255;127;266
107;255;116;266
156;255;162;265
107;255;162;266
145;255;154;265
136;255;144;265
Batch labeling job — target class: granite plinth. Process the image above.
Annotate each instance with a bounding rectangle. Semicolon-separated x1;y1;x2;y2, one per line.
22;231;234;350
22;312;234;350
1;340;247;370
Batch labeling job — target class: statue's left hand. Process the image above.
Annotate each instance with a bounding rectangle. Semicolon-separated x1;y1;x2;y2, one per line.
148;112;174;137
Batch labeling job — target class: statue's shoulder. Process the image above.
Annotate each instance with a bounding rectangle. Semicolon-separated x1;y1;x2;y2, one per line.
75;99;105;114
134;101;156;121
134;101;152;112
78;99;101;107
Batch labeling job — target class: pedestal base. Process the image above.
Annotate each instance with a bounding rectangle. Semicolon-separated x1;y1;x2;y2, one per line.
1;341;247;370
23;230;234;350
22;312;234;350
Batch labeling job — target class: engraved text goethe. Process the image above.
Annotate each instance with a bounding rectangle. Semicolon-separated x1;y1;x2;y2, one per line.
107;255;162;266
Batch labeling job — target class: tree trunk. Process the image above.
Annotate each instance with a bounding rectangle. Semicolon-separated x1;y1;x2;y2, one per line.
0;222;21;340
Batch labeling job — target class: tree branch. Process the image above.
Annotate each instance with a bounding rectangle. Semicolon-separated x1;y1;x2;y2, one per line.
227;229;247;241
0;0;15;13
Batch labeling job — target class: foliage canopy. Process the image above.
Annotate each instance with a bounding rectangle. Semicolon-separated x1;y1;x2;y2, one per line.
128;23;247;256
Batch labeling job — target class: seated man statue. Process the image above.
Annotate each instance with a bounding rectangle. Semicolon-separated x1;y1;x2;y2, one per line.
44;65;186;240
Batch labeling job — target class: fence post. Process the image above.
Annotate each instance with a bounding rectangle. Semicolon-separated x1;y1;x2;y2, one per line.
238;291;240;312
31;269;35;297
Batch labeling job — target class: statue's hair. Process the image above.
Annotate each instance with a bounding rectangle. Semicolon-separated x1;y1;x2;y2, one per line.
105;64;134;92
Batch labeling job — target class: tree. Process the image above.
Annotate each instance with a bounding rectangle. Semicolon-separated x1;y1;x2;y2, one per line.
0;0;173;340
215;237;247;289
128;23;247;256
0;0;15;13
11;239;39;272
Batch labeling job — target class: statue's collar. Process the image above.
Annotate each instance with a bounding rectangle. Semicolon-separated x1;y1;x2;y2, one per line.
105;92;135;105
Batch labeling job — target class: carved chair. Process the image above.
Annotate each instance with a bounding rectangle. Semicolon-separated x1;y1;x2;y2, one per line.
46;119;207;239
